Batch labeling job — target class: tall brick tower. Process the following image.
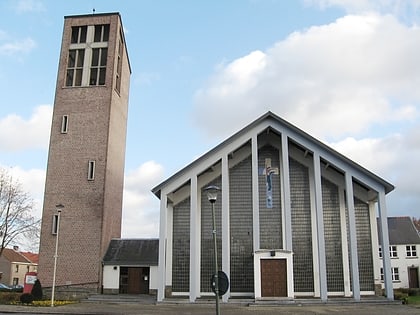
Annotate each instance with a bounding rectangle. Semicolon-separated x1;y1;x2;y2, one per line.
38;12;131;291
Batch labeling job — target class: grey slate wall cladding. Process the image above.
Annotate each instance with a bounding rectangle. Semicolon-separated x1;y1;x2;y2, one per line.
172;197;190;292
290;158;314;292
201;177;223;292
322;178;345;292
258;145;282;249
229;156;254;292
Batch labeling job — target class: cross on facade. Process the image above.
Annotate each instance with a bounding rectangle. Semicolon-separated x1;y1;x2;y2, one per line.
259;158;279;208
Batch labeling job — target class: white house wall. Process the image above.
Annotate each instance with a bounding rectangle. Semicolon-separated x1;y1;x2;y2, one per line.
379;245;420;289
103;265;119;292
150;265;159;291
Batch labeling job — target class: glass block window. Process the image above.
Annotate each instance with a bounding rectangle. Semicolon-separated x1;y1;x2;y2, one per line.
322;177;344;292
258;145;282;249
355;198;374;291
229;156;254;293
406;245;417;257
201;178;222;292
290;158;314;292
172;197;191;292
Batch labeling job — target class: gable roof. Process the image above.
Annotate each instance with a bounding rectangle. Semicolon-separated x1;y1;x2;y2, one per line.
20;252;39;264
377;217;420;245
152;111;394;198
102;239;159;266
1;248;32;263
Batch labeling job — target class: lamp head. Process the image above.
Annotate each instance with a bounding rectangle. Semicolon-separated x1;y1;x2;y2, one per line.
56;204;64;213
204;185;220;203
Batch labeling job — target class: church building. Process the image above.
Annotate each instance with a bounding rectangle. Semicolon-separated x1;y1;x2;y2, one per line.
152;112;395;302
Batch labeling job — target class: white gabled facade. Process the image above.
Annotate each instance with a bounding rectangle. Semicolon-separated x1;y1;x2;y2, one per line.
153;112;395;302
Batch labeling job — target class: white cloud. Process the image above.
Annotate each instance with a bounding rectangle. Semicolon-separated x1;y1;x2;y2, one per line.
0;105;52;152
304;0;420;15
193;12;420;220
0;164;46;221
193;13;420;141
122;161;165;238
8;166;46;218
0;37;36;55
134;72;161;86
329;126;420;218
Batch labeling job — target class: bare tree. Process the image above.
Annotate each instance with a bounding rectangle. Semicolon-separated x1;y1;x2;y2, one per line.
0;167;40;256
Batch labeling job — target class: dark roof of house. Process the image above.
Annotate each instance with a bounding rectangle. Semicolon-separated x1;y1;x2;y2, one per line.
377;217;420;245
102;239;159;266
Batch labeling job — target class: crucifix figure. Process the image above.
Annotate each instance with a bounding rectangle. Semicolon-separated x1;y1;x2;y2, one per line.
259;158;279;208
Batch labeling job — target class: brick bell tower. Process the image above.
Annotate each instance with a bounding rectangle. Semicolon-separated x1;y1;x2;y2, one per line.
38;12;131;291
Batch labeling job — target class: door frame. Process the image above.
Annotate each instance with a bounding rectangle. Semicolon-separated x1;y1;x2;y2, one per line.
408;267;419;289
254;250;294;300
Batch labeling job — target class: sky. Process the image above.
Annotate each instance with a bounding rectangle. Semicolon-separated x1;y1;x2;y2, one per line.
1;0;420;250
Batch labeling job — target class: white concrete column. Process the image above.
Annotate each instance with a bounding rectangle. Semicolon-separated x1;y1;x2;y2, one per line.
190;176;199;302
165;203;173;294
369;201;381;290
377;189;394;300
309;164;320;297
222;155;230;302
252;135;260;251
339;188;351;297
345;172;360;301
280;133;292;251
313;152;327;301
157;193;168;302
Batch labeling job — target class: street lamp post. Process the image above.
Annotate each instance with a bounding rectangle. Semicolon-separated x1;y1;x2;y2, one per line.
51;204;64;307
205;185;221;315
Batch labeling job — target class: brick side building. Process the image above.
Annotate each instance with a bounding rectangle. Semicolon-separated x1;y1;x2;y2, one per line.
38;12;131;291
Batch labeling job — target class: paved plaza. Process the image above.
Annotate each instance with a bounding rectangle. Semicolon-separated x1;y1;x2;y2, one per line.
0;300;419;315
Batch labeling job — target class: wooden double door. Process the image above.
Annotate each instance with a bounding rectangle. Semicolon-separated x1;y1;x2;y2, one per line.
119;267;150;294
260;259;287;297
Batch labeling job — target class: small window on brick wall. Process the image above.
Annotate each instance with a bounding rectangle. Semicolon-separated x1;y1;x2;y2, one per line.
61;115;69;133
88;160;96;180
52;214;59;235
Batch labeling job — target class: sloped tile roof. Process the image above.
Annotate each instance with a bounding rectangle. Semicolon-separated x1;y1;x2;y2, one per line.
1;248;31;263
377;217;420;245
20;252;39;264
102;239;159;266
